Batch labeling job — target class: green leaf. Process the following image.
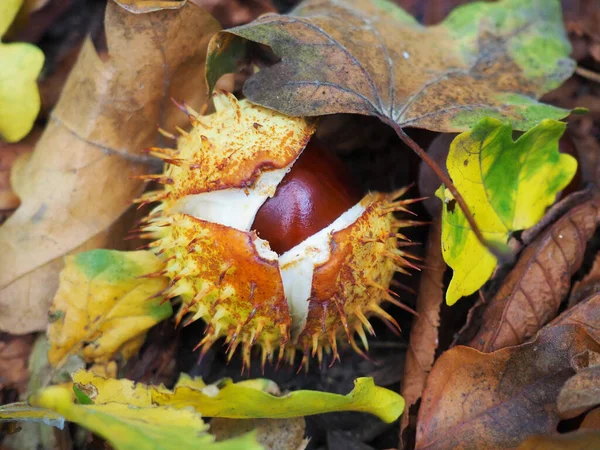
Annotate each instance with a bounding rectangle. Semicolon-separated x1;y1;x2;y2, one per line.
72;370;404;423
206;0;573;132
0;0;44;142
28;386;263;450
436;118;577;304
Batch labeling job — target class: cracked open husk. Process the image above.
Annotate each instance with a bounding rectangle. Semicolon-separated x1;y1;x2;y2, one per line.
136;91;418;370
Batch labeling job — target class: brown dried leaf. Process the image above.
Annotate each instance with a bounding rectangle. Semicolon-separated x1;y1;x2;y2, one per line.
0;0;220;333
569;254;600;307
0;332;35;394
400;217;444;441
557;363;600;419
581;408;600;429
552;293;600;344
468;198;600;352
416;324;600;450
207;0;573;132
516;430;600;450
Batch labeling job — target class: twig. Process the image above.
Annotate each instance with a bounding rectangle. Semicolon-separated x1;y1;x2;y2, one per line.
575;66;600;84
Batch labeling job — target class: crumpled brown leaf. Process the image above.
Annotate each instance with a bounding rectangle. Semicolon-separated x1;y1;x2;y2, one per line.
552;293;600;342
400;217;444;443
557;363;600;419
0;0;221;333
416;324;600;450
468;197;600;352
516;430;600;450
0;332;35;394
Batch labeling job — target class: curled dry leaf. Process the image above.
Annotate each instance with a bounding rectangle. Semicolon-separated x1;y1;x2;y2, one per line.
415;324;600;450
569;253;600;308
0;0;221;333
515;430;600;450
0;332;35;394
400;217;444;440
468;197;600;352
551;293;600;342
581;408;600;429
207;0;573;132
557;363;600;419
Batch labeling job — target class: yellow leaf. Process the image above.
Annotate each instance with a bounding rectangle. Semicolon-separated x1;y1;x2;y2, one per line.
0;0;44;142
72;370;404;423
29;386;262;450
47;250;172;367
0;402;64;428
437;118;577;304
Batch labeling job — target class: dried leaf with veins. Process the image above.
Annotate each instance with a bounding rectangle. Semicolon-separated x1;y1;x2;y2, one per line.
516;430;600;450
569;253;600;308
416;324;600;450
557;363;600;419
551;293;600;343
207;0;573;132
0;332;34;394
400;217;444;441
0;0;221;333
468;198;600;352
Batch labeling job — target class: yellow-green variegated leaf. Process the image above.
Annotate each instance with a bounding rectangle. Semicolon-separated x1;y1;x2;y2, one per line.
48;250;172;366
28;386;262;450
72;370;404;423
437;118;577;305
0;0;44;142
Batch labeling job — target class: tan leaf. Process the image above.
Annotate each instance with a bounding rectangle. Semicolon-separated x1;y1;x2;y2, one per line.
468;197;600;352
0;0;221;333
416;324;600;450
400;217;444;442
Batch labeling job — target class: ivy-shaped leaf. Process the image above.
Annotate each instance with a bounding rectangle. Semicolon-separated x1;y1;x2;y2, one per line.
47;250;172;367
436;118;577;304
206;0;573;132
0;0;44;142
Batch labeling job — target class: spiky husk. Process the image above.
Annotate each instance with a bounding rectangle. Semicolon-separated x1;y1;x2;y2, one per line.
137;92;418;370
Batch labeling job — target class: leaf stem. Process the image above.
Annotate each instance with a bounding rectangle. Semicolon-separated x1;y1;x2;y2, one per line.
381;117;513;265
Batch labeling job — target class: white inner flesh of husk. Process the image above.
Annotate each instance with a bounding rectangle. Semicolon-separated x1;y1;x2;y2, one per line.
278;202;366;340
176;160;364;342
169;168;289;231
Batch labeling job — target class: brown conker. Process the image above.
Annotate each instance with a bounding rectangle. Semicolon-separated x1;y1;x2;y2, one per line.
252;139;361;254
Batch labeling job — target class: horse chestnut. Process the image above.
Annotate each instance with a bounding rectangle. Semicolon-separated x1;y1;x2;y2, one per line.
137;91;416;369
